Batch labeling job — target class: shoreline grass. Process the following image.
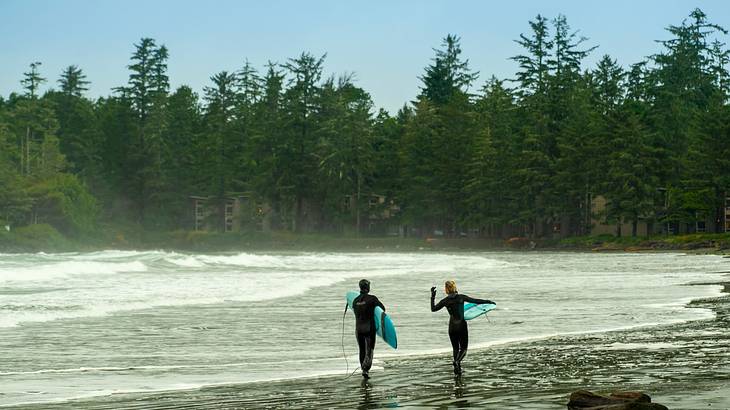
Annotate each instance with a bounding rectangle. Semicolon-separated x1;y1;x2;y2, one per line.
2;223;730;254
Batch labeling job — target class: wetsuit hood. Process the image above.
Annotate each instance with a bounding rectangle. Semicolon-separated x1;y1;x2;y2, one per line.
359;279;370;293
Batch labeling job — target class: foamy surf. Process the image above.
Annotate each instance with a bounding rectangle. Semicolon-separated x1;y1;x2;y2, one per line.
0;250;518;327
0;260;147;284
0;251;727;407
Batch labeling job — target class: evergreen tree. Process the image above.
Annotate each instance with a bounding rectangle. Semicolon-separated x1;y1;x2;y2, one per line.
399;99;441;232
686;57;730;233
281;52;326;231
511;16;554;236
203;71;239;231
232;60;262;191
119;38;170;225
96;95;137;219
371;108;405;214
49;65;101;180
420;34;479;104
651;9;725;179
602;110;658;237
709;40;730;96
1;9;728;242
466;78;519;235
21;62;46;99
317;76;376;234
512;15;552;100
650;8;728;232
408;35;479;235
250;62;285;227
0;119;30;226
162;85;203;227
592;55;625;114
58;65;90;97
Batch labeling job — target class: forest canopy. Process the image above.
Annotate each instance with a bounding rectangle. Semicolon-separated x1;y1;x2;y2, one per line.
1;9;729;240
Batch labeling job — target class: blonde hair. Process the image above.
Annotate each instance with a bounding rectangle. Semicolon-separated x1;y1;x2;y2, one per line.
445;280;458;295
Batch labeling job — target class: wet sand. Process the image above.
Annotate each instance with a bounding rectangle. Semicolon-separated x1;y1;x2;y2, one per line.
11;283;730;409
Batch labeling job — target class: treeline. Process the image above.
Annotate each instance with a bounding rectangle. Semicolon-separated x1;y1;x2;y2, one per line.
1;8;729;239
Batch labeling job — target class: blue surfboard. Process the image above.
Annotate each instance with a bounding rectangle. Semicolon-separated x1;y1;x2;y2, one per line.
464;302;496;320
346;291;397;349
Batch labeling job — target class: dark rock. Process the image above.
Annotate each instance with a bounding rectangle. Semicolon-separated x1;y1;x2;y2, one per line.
568;390;668;410
609;392;651;403
569;390;621;408
585;405;668;410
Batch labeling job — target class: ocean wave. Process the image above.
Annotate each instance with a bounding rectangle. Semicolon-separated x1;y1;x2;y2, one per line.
0;261;147;284
156;250;519;271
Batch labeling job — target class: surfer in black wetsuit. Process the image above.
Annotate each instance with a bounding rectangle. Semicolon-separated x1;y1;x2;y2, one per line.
431;280;495;375
353;279;385;379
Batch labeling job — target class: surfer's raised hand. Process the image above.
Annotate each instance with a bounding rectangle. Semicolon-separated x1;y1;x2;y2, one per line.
430;287;437;298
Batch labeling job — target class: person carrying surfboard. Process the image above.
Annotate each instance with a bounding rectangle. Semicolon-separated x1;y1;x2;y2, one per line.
431;280;495;375
353;279;385;379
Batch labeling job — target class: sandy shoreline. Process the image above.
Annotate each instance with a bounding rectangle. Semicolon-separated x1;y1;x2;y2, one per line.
11;281;730;409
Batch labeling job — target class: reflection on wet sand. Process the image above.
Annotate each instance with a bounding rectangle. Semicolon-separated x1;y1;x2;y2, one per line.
453;374;465;399
357;379;372;409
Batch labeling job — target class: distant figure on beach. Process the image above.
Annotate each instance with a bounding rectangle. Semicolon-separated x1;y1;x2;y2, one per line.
431;280;495;374
353;279;386;379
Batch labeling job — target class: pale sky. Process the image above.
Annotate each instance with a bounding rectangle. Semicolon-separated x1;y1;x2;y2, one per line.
1;0;729;113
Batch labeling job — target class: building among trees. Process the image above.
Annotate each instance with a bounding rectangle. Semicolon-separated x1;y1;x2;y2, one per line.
191;194;269;232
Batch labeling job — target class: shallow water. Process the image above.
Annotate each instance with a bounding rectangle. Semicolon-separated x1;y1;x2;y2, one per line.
0;250;727;407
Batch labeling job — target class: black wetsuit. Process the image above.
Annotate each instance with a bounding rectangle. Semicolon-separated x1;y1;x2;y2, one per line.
431;293;494;365
353;292;385;373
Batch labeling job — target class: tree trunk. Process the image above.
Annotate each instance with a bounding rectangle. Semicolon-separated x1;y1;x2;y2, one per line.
139;128;148;226
19;127;25;174
355;173;361;237
632;219;638;237
25;126;31;175
716;188;725;234
295;196;303;233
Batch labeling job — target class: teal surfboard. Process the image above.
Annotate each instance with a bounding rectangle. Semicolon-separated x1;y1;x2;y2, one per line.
464;302;496;320
346;291;398;349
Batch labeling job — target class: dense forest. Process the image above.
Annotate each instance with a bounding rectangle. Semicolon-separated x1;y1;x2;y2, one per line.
1;9;729;242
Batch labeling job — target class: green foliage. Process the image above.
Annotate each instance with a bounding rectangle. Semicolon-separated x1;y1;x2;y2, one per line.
21;62;46;98
420;34;479;104
559;232;730;250
27;173;99;236
316;76;377;232
0;224;68;252
0;156;31;226
58;65;90;97
1;8;729;250
113;38;170;227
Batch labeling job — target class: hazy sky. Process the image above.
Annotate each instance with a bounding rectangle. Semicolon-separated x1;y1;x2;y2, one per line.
2;0;729;113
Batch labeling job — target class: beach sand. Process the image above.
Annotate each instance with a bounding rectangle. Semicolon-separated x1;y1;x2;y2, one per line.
13;284;730;409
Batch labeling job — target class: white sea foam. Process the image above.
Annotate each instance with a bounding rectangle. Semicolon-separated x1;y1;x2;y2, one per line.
4;251;493;326
164;255;205;267
0;260;147;284
600;342;681;350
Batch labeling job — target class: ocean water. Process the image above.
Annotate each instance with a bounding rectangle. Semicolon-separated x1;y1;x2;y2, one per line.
0;250;726;407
